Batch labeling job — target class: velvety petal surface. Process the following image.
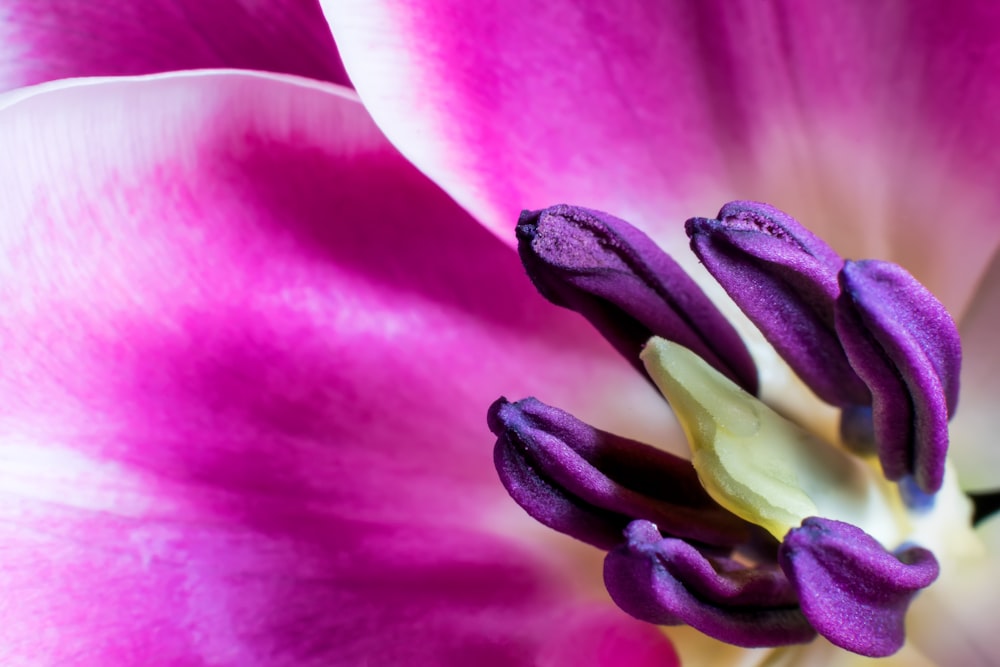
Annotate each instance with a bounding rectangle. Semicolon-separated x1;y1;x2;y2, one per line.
0;72;679;666
324;0;1000;315
0;0;349;90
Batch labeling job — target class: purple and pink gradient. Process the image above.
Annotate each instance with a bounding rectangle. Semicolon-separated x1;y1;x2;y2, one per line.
0;0;350;89
2;1;1000;665
0;72;677;666
325;0;1000;314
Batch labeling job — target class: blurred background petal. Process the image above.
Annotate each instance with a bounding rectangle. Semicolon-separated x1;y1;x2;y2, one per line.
324;0;1000;315
0;0;349;89
948;248;1000;493
0;71;679;665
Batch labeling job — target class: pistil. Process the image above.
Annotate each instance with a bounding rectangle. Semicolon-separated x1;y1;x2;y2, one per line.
640;338;899;545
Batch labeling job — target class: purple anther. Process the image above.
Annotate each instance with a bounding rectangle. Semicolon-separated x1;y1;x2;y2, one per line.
685;201;870;407
834;260;961;493
517;205;758;394
778;517;939;657
604;520;816;647
489;397;752;550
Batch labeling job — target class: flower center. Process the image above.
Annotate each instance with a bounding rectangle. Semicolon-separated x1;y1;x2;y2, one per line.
489;202;973;658
641;337;900;544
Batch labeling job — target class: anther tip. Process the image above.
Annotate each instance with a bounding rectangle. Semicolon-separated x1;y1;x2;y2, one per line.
682;216;714;239
515;209;542;242
486;396;513;435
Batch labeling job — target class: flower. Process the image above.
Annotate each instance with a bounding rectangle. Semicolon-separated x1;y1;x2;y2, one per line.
490;202;969;660
2;2;1000;666
0;15;678;662
323;2;1000;661
2;70;686;665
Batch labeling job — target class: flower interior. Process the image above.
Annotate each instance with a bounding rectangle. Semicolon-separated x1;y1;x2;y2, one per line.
489;201;974;658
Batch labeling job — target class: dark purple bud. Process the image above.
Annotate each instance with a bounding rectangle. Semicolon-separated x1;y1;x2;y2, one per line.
778;517;939;657
604;520;816;647
489;397;752;550
685;201;870;407
834;260;961;493
517;205;758;394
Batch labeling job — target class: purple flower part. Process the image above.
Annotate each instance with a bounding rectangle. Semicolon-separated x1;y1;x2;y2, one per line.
517;205;758;394
898;475;936;512
778;517;940;658
840;404;877;455
604;520;816;648
834;260;961;493
489;397;753;550
686;201;870;407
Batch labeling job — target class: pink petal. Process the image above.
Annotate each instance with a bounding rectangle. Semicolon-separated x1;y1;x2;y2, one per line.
0;0;349;90
536;609;679;667
949;249;1000;492
324;0;1000;313
907;513;1000;666
0;72;677;665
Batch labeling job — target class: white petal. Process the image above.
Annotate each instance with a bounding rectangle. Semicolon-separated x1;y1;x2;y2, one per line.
949;248;1000;492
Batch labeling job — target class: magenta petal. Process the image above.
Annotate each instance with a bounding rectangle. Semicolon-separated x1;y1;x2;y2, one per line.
835;260;961;493
1;509;650;666
0;73;676;665
778;517;939;658
326;0;751;250
0;0;349;90
534;608;680;667
604;521;816;648
325;0;1000;294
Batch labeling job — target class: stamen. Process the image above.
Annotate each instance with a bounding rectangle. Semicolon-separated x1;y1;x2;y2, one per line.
685;201;870;407
778;517;939;657
492;201;961;659
604;520;816;647
489;397;751;549
516;205;758;393
835;260;962;493
641;338;896;543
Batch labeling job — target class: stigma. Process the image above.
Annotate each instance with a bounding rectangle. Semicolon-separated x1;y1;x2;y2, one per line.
490;202;966;657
